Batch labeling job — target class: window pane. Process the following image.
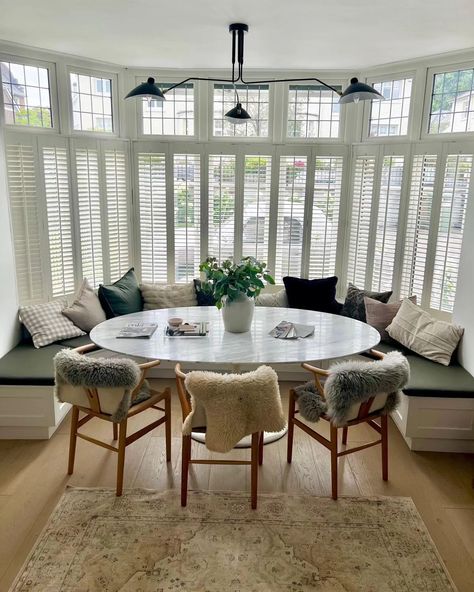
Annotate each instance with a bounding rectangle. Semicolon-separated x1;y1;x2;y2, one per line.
142;83;194;136
213;84;269;138
1;61;52;128
70;72;113;133
242;155;272;261
369;78;412;137
287;85;341;138
429;68;474;134
208;155;235;260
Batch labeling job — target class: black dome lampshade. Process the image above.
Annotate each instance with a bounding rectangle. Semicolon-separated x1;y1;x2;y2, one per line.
124;77;166;101
225;102;251;124
339;78;384;104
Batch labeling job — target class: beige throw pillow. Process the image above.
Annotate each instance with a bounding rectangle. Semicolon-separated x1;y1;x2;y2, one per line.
62;278;106;332
364;295;416;343
140;282;198;310
386;299;464;366
255;289;288;307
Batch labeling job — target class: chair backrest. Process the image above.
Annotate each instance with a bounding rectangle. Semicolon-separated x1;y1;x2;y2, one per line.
175;363;192;421
325;351;409;425
54;348;141;418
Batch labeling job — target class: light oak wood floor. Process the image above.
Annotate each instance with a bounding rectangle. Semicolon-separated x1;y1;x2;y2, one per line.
0;379;473;592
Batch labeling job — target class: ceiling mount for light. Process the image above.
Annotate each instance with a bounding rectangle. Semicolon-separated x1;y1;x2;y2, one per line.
125;24;384;120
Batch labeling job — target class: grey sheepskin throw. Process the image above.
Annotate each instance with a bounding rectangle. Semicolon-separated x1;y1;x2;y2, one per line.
295;351;410;426
54;349;147;422
183;365;286;453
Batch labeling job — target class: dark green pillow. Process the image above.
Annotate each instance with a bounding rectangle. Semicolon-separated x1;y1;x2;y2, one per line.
341;283;392;323
98;268;143;318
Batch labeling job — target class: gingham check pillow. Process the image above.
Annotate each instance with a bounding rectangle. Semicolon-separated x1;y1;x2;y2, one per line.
19;299;85;348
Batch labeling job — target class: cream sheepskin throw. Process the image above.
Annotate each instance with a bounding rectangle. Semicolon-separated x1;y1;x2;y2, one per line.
183;365;286;453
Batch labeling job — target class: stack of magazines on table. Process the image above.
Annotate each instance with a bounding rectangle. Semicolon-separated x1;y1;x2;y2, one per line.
166;321;209;337
269;321;314;339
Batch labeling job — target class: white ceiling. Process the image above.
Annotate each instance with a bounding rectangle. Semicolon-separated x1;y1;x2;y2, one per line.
0;0;474;71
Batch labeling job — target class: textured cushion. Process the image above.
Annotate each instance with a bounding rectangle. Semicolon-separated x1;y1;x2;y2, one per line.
255;289;288;308
364;295;416;343
62;278;106;332
141;281;198;310
386;299;464;366
283;276;342;314
194;279;216;306
98;268;143;318
342;283;392;322
19;300;85;349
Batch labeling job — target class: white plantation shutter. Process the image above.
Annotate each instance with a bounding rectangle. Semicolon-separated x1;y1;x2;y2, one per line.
173;153;201;282
208;155;235;261
75;147;104;288
42;146;75;297
372;155;404;292
308;156;343;278
104;148;130;281
5;142;45;303
242;155;272;261
274;156;307;281
400;154;437;300
138;153;167;282
431;154;473;312
346;156;376;287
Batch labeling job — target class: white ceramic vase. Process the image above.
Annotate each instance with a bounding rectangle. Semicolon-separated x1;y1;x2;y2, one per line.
221;292;255;333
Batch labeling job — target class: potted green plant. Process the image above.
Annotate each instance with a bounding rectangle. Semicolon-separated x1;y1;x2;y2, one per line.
199;256;275;333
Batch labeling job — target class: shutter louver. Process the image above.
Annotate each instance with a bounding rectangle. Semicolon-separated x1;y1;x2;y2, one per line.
42;146;75;297
138;153;167;282
6;143;44;303
309;156;343;278
372;155;404;292
346;156;376;287
104;149;130;281
274;156;307;281
400;154;437;300
242;155;272;261
208;155;235;261
431;154;473;312
173;154;201;282
75;148;104;288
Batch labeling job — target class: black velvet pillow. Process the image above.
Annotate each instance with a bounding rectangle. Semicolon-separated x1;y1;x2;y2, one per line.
193;279;216;306
98;268;143;318
341;283;392;323
282;276;342;314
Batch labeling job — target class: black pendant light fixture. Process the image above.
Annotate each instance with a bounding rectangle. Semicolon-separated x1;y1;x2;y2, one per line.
125;23;384;120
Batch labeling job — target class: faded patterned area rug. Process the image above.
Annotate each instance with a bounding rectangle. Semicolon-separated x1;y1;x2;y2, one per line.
10;488;456;592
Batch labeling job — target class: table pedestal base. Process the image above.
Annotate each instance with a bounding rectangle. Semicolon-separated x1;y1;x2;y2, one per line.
191;425;288;448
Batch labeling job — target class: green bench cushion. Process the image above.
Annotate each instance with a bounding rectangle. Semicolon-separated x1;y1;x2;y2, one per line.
56;335;93;348
0;342;65;386
367;342;474;398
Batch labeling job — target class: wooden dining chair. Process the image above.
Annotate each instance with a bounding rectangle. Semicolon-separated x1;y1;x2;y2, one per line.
55;343;171;496
287;349;400;500
175;363;265;509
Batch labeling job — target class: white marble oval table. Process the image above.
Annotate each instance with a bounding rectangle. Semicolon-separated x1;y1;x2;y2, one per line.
90;306;380;365
91;306;380;446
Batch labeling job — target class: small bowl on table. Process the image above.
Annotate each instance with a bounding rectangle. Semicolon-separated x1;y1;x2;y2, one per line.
168;317;183;329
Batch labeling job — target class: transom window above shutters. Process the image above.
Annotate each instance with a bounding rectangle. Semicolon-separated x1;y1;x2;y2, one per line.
142;83;194;136
70;72;113;133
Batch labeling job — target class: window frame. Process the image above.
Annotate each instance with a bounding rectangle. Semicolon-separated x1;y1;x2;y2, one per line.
362;70;416;142
135;75;198;140
422;61;474;140
66;65;119;138
0;53;59;133
284;81;345;143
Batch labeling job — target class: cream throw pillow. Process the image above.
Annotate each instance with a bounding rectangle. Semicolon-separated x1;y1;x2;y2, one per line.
386;299;464;366
62;278;106;332
255;288;288;307
140;282;198;310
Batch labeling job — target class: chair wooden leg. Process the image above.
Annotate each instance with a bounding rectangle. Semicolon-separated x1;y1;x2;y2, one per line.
287;389;296;463
67;406;79;475
342;426;348;445
112;422;118;441
181;435;191;507
165;391;171;462
258;431;264;466
381;414;388;481
116;418;127;497
251;432;259;509
330;423;338;500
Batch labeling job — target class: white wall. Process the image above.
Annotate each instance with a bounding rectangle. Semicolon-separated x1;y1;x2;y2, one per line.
0;130;20;357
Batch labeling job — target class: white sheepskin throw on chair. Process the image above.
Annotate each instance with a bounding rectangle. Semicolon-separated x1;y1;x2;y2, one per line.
183;365;286;453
